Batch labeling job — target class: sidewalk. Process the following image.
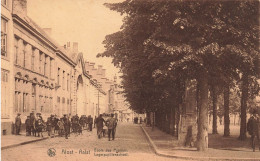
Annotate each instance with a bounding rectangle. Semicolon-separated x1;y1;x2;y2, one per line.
141;125;260;160
1;132;52;150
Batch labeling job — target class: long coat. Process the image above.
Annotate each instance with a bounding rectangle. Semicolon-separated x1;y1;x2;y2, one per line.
15;117;22;127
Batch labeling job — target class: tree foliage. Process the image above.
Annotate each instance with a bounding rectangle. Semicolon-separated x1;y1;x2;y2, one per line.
98;0;260;150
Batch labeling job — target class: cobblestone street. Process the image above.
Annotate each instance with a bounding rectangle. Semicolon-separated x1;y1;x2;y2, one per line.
2;123;187;161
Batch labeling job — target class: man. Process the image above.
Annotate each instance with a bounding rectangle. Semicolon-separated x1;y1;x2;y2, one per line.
25;116;31;136
96;114;105;139
106;113;117;141
247;110;260;152
30;112;36;136
15;113;22;135
46;116;52;136
57;118;64;137
63;114;70;139
88;115;93;132
94;116;97;128
50;115;56;138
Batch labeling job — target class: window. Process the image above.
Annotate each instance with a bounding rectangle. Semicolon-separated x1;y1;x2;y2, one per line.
23;93;26;112
1;70;9;118
57;68;60;85
50;58;52;79
62;71;65;90
32;84;36;95
67;74;69;91
31;48;35;71
1;18;7;57
14;37;18;64
39;52;42;73
44;55;47;76
23;42;26;67
57;96;60;103
1;70;8;82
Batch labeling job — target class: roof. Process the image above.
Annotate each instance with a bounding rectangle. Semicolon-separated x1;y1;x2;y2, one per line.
13;13;76;64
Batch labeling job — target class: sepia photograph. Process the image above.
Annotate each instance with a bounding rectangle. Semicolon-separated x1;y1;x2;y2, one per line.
1;0;260;161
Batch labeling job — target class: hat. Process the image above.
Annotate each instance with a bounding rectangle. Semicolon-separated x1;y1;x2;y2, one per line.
17;113;21;116
27;116;30;118
64;114;67;116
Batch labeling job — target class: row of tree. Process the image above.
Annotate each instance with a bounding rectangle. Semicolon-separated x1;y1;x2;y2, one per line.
98;0;260;151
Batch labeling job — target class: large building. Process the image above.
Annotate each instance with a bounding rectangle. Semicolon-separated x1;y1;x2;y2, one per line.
1;0;116;135
1;0;15;135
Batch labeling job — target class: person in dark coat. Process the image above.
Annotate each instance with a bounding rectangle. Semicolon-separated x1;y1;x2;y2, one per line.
96;114;105;139
88;115;93;131
94;116;97;128
247;110;260;152
63;114;70;139
50;115;56;138
46;117;52;136
106;113;117;141
15;113;22;135
35;118;44;137
57;118;64;137
25;116;31;136
30;112;36;136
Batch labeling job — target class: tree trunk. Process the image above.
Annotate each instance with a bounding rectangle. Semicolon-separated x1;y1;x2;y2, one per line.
239;73;249;140
212;85;218;134
224;83;230;137
197;71;209;151
170;105;176;136
152;112;155;131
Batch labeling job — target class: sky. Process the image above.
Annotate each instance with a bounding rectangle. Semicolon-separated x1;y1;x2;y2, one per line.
27;0;124;80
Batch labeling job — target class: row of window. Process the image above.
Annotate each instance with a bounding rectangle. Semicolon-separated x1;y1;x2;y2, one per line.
14;37;54;79
57;68;72;91
57;96;70;105
14;91;53;113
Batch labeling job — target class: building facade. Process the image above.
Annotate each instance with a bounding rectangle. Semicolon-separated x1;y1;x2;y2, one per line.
1;0;117;135
1;0;15;135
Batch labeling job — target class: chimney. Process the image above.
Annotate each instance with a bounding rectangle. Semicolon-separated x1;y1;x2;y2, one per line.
43;28;52;36
73;42;78;53
13;0;27;16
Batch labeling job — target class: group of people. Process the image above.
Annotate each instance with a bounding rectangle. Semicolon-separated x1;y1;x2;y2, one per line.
14;112;118;141
95;113;118;141
15;112;95;139
15;112;44;137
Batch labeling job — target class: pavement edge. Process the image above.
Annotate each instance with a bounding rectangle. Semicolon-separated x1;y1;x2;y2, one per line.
2;137;48;150
140;125;259;161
